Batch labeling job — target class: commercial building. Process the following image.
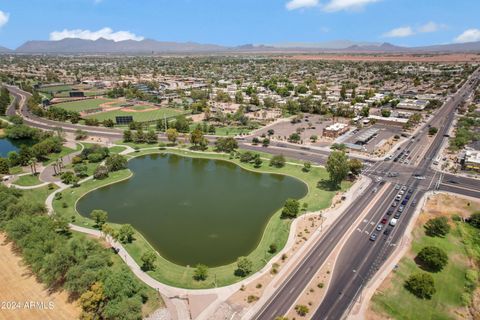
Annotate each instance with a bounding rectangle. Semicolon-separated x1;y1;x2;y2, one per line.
396;99;428;111
369;115;409;127
463;149;480;172
322;123;349;138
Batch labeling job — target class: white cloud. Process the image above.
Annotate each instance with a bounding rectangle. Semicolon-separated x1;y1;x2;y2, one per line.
286;0;319;10
454;29;480;43
418;21;446;33
49;27;144;42
0;10;9;28
323;0;380;12
382;26;414;38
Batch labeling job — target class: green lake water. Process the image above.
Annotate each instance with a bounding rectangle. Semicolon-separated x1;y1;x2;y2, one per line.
77;153;307;266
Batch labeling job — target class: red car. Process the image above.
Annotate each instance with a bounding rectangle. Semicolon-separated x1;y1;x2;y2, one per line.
381;218;388;224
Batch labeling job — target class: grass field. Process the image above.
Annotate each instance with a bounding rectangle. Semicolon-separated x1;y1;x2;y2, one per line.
14;173;42;186
54;98;113;112
53;146;351;289
370;195;480;320
38;84;72;93
84;107;184;122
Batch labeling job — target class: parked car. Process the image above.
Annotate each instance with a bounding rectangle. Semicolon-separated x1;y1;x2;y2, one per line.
376;224;383;231
389;218;398;226
370;233;377;241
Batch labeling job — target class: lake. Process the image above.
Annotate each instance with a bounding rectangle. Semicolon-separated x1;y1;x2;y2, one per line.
77;153;307;266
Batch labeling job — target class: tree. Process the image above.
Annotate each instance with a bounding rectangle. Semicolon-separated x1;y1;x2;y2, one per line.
428;127;438;136
310;135;318;143
348;159;363;176
288;132;301;143
118;224;135;243
0;158;9;174
281;199;300;219
302;162;311;172
166;128;179;144
404;272;436;299
94;165;109;180
105;154;127;172
381;109;391;117
74;164;88;177
146;130;158;144
141;251;157;271
417;246;448;272
326;151;349;187
235;91;244;104
193;264;209;281
80;282;106;319
270;155;285;168
254;157;263;168
60;171;76;184
340;85;347;100
295;305;309;316
190;128;206;148
215;137;238;153
90;209;108;228
75;129;88;140
424;217;450;237
268;244;277;254
123;130;132;143
236;257;253;277
262;138;270;147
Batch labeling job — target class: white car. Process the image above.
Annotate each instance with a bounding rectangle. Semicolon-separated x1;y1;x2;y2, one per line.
389;218;398;227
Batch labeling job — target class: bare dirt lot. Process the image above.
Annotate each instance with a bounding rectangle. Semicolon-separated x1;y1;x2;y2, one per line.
280;53;480;63
0;234;80;320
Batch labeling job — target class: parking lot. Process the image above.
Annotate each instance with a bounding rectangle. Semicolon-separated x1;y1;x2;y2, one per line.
253;114;351;147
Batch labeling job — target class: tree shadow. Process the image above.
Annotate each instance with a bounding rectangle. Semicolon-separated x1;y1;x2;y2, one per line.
413;255;442;273
317;179;341;191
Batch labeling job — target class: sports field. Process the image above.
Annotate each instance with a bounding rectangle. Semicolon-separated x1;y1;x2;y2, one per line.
38;84;72;93
84;107;184;122
53;98;113;112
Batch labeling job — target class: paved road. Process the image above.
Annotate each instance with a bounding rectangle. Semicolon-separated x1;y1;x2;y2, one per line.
5;74;480;320
253;67;480;320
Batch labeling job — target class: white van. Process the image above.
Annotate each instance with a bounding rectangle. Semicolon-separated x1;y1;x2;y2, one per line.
389;218;398;227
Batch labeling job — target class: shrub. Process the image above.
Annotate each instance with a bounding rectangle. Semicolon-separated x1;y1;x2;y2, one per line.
268;243;277;254
295;304;309;316
469;212;480;228
193;264;209;281
404;272;436;299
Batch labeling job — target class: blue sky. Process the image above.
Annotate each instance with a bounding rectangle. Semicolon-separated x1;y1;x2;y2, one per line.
0;0;479;49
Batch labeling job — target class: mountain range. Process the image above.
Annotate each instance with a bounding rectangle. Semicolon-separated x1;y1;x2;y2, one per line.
2;38;480;54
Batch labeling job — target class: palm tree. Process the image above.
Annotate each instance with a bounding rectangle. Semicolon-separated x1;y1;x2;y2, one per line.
28;157;38;175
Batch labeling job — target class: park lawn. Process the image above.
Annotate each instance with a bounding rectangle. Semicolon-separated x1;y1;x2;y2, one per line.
53;146;350;289
54;98;114;112
14;174;42;186
371;220;478;320
23;184;58;206
9;166;25;174
85;108;184;123
42;144;80;165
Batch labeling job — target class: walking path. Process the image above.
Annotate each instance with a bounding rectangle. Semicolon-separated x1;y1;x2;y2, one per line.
39;142;370;319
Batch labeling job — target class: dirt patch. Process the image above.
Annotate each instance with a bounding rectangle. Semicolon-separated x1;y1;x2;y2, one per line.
0;233;81;320
280;54;480;63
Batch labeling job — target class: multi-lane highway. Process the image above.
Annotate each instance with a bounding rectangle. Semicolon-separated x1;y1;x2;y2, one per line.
4;68;480;320
253;68;480;320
